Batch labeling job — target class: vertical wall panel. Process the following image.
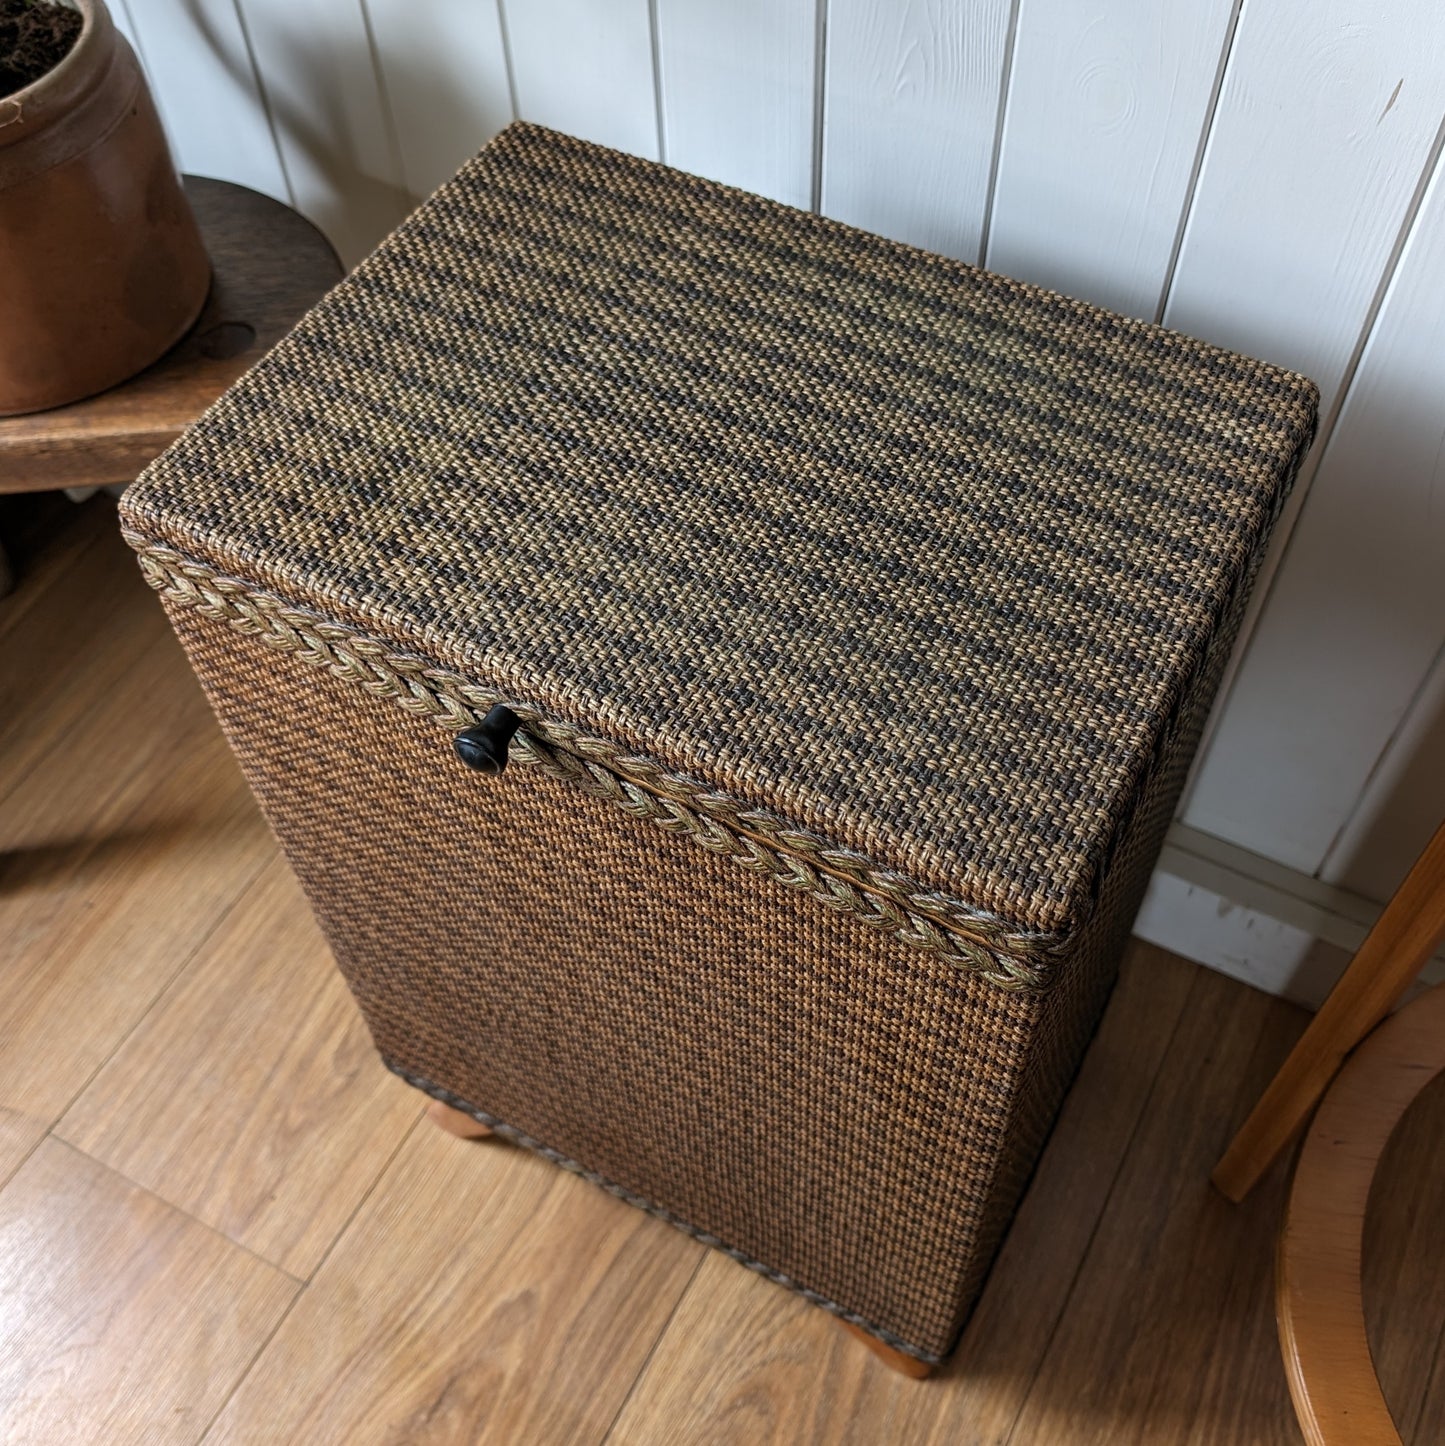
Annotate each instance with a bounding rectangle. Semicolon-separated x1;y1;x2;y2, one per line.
235;0;409;267
1185;143;1445;871
503;0;658;160
1321;644;1445;901
1163;1;1445;419
366;0;513;200
985;0;1235;319
1169;0;1445;857
118;0;290;202
656;0;815;209
821;0;1012;260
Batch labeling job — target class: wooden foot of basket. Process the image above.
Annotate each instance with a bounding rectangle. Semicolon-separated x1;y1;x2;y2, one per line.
839;1320;936;1378
425;1097;495;1140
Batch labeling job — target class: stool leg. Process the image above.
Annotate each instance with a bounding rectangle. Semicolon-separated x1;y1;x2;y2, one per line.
425;1097;495;1140
838;1321;935;1378
1212;817;1445;1203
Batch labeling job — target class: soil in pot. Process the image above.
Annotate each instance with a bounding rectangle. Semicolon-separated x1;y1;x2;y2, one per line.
1;0;83;99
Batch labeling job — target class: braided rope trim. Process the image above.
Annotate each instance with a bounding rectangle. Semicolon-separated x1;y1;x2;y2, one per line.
390;1062;945;1365
128;535;1063;991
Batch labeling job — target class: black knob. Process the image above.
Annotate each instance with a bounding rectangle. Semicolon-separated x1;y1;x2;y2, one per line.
454;705;522;775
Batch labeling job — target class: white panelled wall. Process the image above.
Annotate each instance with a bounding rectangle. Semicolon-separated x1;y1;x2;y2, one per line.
117;0;1445;1005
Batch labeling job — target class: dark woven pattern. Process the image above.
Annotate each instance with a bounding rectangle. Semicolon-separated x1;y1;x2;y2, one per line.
120;121;1318;937
158;546;1243;1359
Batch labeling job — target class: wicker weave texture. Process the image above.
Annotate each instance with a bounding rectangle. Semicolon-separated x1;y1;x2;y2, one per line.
153;529;1247;1361
120;121;1318;939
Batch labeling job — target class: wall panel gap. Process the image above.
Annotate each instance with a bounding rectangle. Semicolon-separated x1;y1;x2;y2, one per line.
1308;109;1445;465
1153;0;1246;324
495;0;521;122
229;0;297;210
648;0;667;165
1316;634;1445;884
976;0;1023;268
810;0;829;213
357;0;407;197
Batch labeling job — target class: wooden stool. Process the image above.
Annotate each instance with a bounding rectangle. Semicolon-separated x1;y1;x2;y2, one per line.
1277;982;1445;1445
0;177;341;592
1213;819;1445;1444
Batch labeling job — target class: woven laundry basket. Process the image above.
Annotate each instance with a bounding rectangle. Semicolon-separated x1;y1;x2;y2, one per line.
120;123;1318;1372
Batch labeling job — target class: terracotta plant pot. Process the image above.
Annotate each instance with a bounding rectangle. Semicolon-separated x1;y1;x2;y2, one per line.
0;0;210;415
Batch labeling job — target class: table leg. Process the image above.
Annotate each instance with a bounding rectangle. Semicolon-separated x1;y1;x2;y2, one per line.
1212;818;1445;1202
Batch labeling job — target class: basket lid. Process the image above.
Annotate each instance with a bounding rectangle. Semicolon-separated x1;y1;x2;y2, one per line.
121;122;1317;956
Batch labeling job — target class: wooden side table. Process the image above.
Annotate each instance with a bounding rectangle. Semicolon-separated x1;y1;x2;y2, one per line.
0;177;342;592
1214;819;1445;1445
1276;981;1445;1445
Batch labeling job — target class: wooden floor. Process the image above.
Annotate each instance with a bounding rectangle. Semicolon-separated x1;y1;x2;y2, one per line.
2;496;1441;1445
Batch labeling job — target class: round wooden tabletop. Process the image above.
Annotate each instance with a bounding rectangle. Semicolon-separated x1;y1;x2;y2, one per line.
0;176;342;495
1277;982;1445;1446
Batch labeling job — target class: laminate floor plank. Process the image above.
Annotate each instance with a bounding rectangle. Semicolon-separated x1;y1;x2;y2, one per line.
604;1253;890;1445
1005;967;1308;1446
1;619;272;1128
608;944;1199;1444
0;1137;296;1445
206;1122;703;1445
58;856;423;1279
0;495;113;646
0;509;160;807
0;1108;45;1193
